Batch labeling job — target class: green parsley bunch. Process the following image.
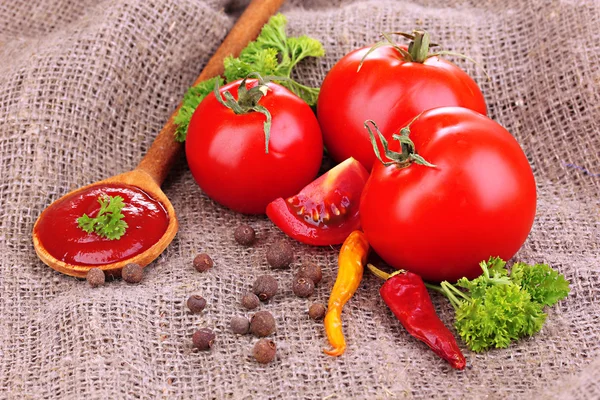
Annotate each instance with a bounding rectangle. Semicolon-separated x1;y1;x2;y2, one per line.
174;14;324;142
435;257;570;352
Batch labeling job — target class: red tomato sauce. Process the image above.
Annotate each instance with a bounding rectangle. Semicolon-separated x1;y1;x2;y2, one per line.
34;183;169;265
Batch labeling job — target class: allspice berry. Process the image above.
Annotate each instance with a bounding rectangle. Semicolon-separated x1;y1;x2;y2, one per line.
308;303;326;320
192;328;215;350
292;275;314;298
241;292;260;310
249;311;276;337
253;339;277;364
122;263;143;284
234;224;256;246
230;316;250;335
193;253;213;272
86;267;105;288
266;240;293;269
187;295;207;313
297;262;323;285
252;275;278;302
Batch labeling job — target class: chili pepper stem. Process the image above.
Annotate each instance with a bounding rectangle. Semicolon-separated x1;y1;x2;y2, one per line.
366;263;390;280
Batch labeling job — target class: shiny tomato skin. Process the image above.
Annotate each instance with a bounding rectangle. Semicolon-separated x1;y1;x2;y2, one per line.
317;46;487;171
267;157;369;246
186;79;323;214
360;107;536;283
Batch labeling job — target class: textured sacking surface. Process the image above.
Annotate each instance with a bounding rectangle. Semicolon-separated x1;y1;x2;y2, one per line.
0;0;599;398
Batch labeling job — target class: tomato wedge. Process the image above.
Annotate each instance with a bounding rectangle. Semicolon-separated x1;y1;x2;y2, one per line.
266;157;369;246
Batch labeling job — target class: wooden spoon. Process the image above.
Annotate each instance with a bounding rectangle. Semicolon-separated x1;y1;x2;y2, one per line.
32;0;286;278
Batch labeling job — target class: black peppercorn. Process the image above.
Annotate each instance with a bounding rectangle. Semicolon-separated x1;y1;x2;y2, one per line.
187;295;207;313
193;253;213;272
122;263;143;284
192;328;215;350
297;262;323;285
252;275;278;302
266;240;293;269
253;339;277;364
230;316;250;335
249;311;276;337
308;303;326;320
86;267;105;288
234;224;256;246
292;275;314;298
241;292;260;310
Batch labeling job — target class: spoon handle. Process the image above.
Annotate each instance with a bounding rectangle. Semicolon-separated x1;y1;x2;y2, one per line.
136;0;286;185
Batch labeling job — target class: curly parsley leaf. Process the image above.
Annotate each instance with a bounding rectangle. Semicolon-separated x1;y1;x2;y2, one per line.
511;262;571;306
454;284;546;352
437;257;569;352
174;77;223;142
174;13;324;142
77;194;128;240
224;13;324;97
455;257;511;300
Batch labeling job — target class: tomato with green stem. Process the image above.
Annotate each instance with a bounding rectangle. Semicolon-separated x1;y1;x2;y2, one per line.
317;30;487;171
267;157;369;245
360;107;537;283
185;77;323;214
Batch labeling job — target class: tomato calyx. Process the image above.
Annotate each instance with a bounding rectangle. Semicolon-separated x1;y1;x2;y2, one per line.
214;74;276;153
358;30;489;79
358;30;438;71
364;118;436;168
398;30;438;63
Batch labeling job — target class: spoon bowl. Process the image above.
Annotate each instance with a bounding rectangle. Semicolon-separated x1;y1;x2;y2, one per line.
32;169;178;278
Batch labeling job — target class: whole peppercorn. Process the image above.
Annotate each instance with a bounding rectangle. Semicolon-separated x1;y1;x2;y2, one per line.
266;240;294;269
249;311;276;337
187;295;207;313
252;275;278;302
297;262;323;285
230;316;250;335
193;253;213;273
253;339;277;364
121;263;143;284
292;275;315;298
86;267;105;288
241;292;260;310
234;224;256;246
308;303;327;320
192;328;215;350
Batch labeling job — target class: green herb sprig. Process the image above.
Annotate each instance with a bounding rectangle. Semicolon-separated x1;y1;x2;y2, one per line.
431;257;570;352
173;13;324;142
77;194;128;240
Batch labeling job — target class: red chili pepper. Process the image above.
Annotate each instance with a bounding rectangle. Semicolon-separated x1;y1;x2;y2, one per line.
368;264;466;370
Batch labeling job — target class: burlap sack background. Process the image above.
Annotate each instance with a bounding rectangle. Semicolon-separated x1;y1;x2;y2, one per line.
1;0;598;398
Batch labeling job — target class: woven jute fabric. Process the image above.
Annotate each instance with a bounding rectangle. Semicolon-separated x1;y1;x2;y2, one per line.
1;0;599;398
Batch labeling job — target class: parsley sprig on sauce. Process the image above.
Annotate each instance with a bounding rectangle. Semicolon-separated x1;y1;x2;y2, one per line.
430;257;570;352
77;194;128;240
173;14;325;142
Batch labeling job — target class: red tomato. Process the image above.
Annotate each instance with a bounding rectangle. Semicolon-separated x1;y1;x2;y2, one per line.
186;79;323;214
317;45;487;171
266;157;369;246
360;107;537;283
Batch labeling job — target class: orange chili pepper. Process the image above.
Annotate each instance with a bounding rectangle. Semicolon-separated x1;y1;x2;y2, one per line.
323;230;370;356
